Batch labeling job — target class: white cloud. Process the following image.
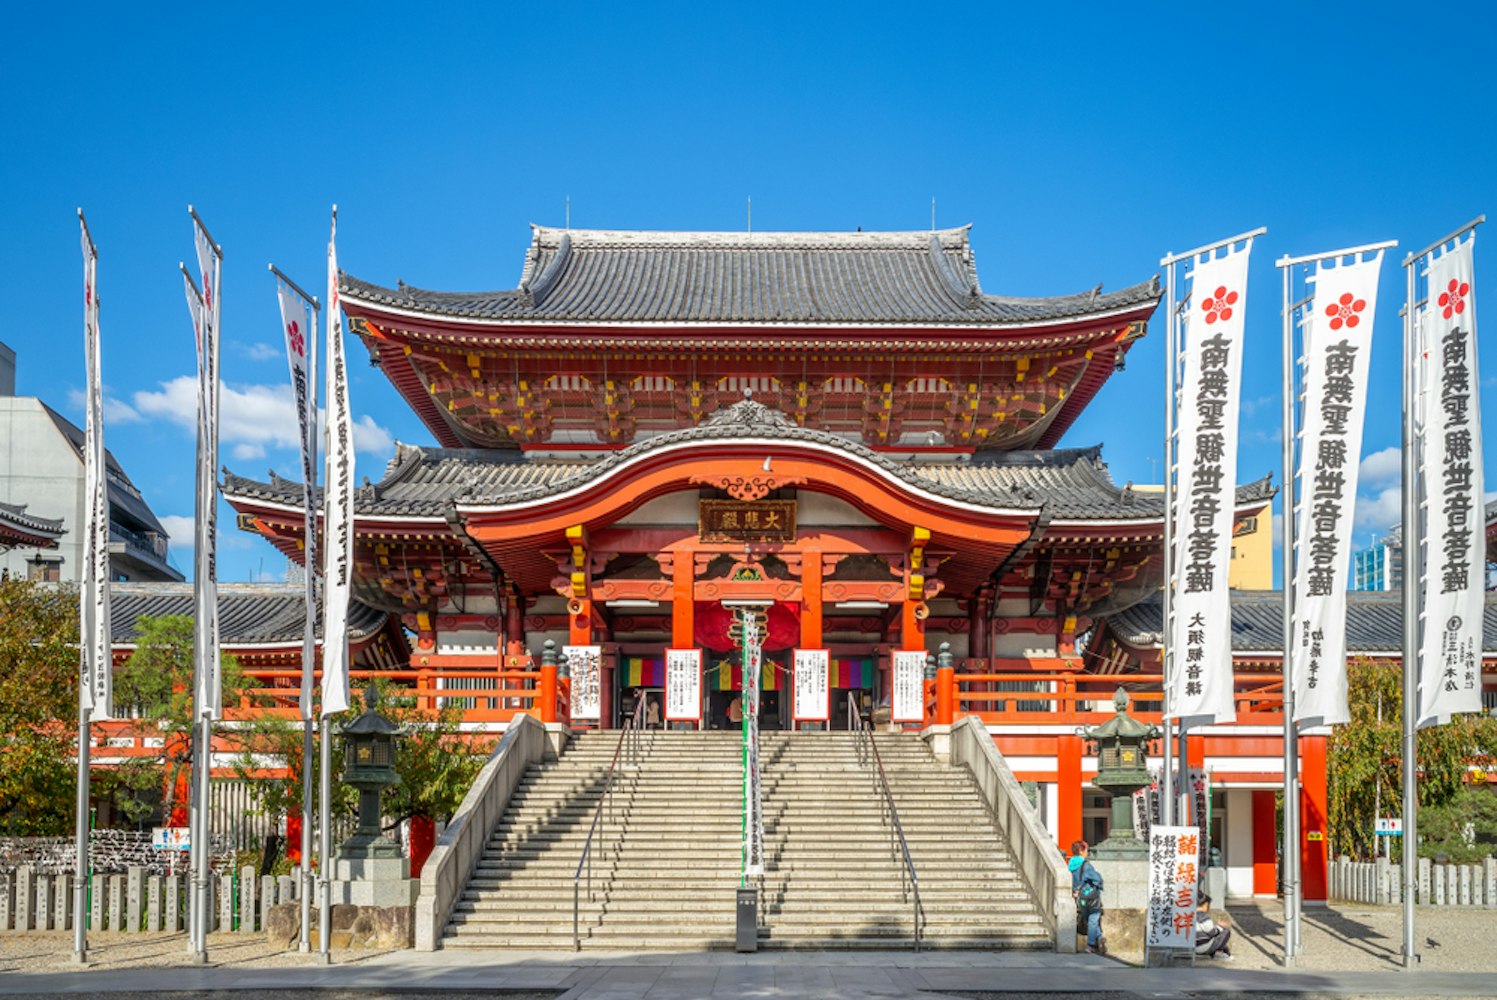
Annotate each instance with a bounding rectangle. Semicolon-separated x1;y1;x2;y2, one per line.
1358;447;1402;489
158;514;195;551
1270;511;1283;549
67;386;143;424
1354;484;1403;535
237;342;282;362
131;374;394;461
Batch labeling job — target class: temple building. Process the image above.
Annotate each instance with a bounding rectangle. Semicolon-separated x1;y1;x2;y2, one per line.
218;223;1494;916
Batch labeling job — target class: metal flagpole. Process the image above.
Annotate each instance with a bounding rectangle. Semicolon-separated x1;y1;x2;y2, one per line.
1399;214;1483;969
1160;253;1177;826
1278;256;1300;966
1400;248;1419;970
180;260;208;960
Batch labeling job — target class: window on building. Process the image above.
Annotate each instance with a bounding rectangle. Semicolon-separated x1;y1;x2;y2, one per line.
27;558;62;582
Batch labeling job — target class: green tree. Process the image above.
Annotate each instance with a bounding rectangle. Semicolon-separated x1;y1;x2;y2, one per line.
234;677;490;838
103;615;246;828
0;577;79;835
1328;657;1497;860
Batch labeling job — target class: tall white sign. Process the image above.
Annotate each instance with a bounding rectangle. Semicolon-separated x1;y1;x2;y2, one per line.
1418;237;1485;727
891;650;926;723
566;645;602;721
321;216;354;717
1292;253;1383;726
79;219;112;719
665;648;702;722
1170;242;1252;725
792;648;830;722
1146;824;1202;952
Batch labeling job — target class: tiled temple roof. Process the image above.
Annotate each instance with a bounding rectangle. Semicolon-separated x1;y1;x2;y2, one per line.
1106;590;1497;655
223;399;1274;521
340;226;1161;327
108;582;389;646
0;500;64;547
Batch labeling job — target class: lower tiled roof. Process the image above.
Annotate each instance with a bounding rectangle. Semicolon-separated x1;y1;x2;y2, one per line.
1106;590;1497;654
108;582;389;646
0;501;64;545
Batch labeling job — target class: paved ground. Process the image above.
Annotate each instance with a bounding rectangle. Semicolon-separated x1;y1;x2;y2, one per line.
0;901;1494;998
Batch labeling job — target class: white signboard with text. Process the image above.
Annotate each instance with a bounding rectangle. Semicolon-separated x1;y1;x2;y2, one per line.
1146;824;1201;953
665;648;702;722
792;648;830;722
891;650;926;723
565;644;602;722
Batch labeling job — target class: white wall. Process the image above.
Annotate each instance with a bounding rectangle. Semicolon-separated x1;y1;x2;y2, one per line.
0;398;82;581
1224;787;1255;899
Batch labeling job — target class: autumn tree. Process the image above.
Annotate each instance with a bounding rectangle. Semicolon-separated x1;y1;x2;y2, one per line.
0;577;79;835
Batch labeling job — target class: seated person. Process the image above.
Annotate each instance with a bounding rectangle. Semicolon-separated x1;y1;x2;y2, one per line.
1194;894;1232;959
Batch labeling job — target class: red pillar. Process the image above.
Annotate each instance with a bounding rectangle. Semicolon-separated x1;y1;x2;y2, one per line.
1057;734;1084;853
672;550;695;649
504;591;525;657
1252;789;1277;895
801;549;823;649
1300;734;1329;902
935;667;955;725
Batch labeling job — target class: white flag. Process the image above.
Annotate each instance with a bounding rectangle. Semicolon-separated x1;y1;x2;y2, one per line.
1418;236;1485;728
185;229;222;721
276;279;319;719
79;218;112;719
321;213;355;716
1169;241;1252;725
1292;253;1384;726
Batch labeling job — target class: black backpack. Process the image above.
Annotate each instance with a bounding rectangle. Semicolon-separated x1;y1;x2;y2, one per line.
1077;865;1103;910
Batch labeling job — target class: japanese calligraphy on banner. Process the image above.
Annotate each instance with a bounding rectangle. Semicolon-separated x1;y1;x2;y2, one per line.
320;215;355;717
566;645;602;721
1292;254;1382;727
891;650;926;723
1146;825;1201;951
665;648;702;722
1170;241;1252;725
793;649;830;722
79;217;112;719
1418;237;1485;728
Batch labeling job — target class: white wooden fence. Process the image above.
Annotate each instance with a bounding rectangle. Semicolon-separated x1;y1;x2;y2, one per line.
1330;854;1497;907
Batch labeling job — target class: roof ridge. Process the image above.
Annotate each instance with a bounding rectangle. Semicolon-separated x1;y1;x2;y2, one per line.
528;225;974;250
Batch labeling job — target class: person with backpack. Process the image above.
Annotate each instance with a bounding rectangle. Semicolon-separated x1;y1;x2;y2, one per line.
1069;840;1107;954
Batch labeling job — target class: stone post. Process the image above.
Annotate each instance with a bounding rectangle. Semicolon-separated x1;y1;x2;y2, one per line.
127;866;144;931
239;865;256;932
54;874;71;932
165;875;181;931
219;873;234;931
90;873;104;930
15;867;32;932
0;869;12;932
1418;856;1432;904
147;876;162;932
1485;857;1497;909
277;874;293;906
260;875;275;933
34;874;50;930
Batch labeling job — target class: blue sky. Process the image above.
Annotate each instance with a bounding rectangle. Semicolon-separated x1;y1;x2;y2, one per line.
2;2;1493;584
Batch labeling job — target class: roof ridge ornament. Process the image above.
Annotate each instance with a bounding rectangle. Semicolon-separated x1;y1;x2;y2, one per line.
702;387;795;430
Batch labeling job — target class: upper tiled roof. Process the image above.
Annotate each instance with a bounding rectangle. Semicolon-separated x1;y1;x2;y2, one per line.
223;398;1275;521
1106;590;1497;654
108;582;389;646
0;500;64;545
340;226;1161;328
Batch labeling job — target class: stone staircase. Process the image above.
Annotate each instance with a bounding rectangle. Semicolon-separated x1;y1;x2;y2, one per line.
440;729;1051;950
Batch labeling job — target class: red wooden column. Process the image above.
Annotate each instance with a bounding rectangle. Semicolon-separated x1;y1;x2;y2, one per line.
1057;733;1084;853
671;549;695;649
1251;789;1277;895
504;590;525;657
901;527;929;651
566;525;592;647
1300;734;1329;901
801;549;823;649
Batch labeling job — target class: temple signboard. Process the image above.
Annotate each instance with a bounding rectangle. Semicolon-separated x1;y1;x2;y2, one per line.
698;499;795;543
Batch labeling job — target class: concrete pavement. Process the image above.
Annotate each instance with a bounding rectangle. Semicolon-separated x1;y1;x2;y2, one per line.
3;948;1496;998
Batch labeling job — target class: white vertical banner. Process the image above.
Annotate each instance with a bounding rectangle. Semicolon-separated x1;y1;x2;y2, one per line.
1146;825;1201;952
186;213;222;720
565;645;602;721
792;648;830;722
1169;242;1252;725
664;648;702;722
891;649;926;723
321;212;354;717
1418;237;1485;728
275;277;319;720
79;217;112;719
1292;253;1383;726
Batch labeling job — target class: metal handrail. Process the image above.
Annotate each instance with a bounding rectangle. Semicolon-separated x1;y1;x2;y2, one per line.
848;697;924;950
573;697;646;950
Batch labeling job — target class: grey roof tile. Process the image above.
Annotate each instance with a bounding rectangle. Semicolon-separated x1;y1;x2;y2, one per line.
341;226;1161;327
1106;590;1497;654
107;582;388;645
0;500;65;540
222;399;1274;522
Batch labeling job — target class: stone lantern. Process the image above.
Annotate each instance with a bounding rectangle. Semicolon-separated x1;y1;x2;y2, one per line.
338;685;404;862
1079;688;1160;860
